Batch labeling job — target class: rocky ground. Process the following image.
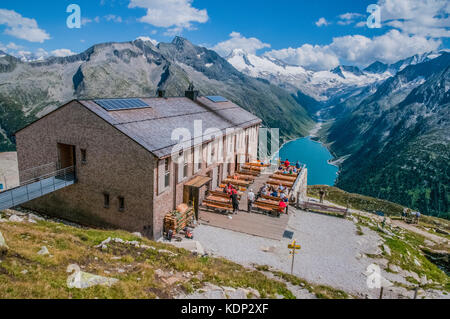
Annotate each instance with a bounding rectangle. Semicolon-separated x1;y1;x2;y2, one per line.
187;200;449;299
1;199;448;299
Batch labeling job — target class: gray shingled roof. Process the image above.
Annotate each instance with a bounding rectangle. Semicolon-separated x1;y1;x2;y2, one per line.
78;96;262;159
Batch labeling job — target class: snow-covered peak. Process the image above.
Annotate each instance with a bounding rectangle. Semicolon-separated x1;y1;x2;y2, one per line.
227;48;308;78
226;49;391;101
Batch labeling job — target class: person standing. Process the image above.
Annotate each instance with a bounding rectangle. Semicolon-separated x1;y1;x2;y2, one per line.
230;189;240;215
319;188;325;203
279;200;288;215
247;189;255;213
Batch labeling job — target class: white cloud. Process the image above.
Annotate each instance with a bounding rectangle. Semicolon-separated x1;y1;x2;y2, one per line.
378;0;450;38
0;9;50;43
264;44;340;71
104;15;122;23
136;36;158;45
129;0;208;34
212;32;271;56
6;42;22;50
315;17;330;27
51;49;76;57
82;16;101;26
337;12;364;25
265;29;441;70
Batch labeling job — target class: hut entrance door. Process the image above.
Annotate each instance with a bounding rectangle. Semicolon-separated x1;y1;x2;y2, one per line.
57;143;76;169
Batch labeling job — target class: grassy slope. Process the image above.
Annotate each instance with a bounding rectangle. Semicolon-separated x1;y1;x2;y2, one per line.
308;186;450;231
0;212;349;299
0;217;297;299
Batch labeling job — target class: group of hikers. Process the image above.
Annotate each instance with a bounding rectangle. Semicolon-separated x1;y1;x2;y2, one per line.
223;183;241;214
223;182;289;215
260;183;289;202
278;158;302;175
402;208;421;224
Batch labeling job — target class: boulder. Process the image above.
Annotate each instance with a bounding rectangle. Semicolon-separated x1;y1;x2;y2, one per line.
383;244;391;256
388;264;400;273
38;246;50;256
0;231;8;254
67;264;119;289
9;215;24;223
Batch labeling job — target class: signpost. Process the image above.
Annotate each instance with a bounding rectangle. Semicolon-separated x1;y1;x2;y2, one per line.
288;240;301;275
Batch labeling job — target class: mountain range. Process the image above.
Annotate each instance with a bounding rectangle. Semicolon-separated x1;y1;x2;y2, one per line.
0;37;314;152
0;37;448;218
326;53;450;218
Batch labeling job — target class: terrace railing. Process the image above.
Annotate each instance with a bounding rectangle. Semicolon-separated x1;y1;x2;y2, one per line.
0;166;76;211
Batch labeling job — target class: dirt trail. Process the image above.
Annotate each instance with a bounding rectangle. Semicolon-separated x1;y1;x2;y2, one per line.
308;197;449;249
391;220;449;247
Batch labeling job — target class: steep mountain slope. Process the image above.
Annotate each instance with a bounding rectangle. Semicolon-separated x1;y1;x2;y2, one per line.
0;38;313;152
326;53;450;218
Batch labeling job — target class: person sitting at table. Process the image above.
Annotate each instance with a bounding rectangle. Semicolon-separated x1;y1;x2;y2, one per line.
271;189;279;197
296;161;301;169
284;159;290;168
278;184;285;192
293;167;298;173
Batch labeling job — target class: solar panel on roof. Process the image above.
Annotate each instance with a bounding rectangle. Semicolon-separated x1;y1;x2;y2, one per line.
94;98;149;111
206;96;228;103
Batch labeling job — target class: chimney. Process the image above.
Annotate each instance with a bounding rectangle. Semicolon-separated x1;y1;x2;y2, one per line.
185;83;199;101
157;89;166;98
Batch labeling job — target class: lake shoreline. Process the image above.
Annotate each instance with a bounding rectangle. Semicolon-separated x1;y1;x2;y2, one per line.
274;123;339;186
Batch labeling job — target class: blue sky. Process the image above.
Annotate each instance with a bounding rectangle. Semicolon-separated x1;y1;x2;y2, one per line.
0;0;448;70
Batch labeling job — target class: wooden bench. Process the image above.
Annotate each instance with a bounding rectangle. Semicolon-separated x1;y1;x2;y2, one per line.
270;174;297;182
223;178;251;188
203;199;233;213
252;201;281;217
274;171;298;178
261;194;284;202
242;165;263;172
247;162;270;168
298;201;347;216
228;174;255;182
238;169;259;177
209;190;241;201
218;186;245;195
267;179;294;188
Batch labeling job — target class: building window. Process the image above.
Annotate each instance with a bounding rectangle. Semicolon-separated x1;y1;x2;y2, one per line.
183;161;188;178
103;193;110;208
118;196;125;212
164;158;170;188
81;149;87;164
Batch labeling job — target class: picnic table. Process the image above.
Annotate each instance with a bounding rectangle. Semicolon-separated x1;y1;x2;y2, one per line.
223;178;251;188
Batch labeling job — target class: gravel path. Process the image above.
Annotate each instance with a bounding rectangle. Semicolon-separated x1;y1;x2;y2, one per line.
194;207;386;298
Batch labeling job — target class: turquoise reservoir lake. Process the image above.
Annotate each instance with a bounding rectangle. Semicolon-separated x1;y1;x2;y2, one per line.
277;137;339;186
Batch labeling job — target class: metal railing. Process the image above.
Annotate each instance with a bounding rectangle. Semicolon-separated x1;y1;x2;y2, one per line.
0;166;76;211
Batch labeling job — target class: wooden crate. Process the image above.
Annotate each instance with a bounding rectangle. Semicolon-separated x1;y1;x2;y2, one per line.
164;207;194;234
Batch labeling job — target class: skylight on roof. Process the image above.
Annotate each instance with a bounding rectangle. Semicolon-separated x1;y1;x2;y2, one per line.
206;96;228;103
94;98;149;111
